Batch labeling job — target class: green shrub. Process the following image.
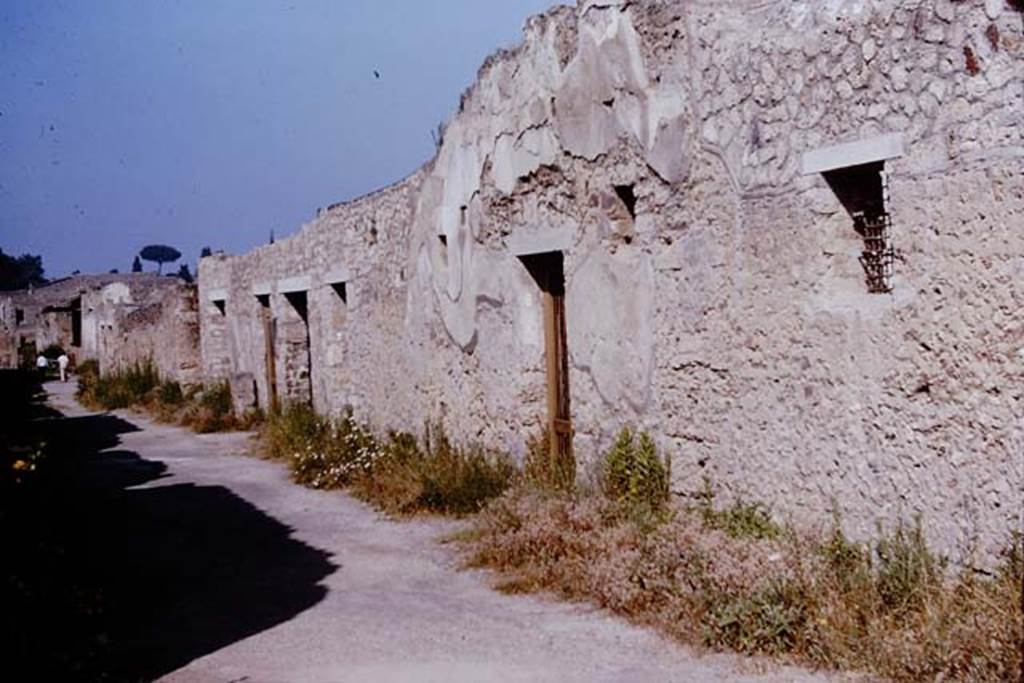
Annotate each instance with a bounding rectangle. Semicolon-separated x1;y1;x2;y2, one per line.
156;380;184;406
263;401;327;460
77;360;159;410
698;480;781;540
414;423;516;515
1000;531;1023;585
351;422;515;516
183;381;236;433
264;405;378;490
819;518;872;595
265;410;514;516
76;361;241;434
601;427;669;514
705;580;809;655
199;381;231;415
348;431;425;512
873;517;943;612
75;360;100;401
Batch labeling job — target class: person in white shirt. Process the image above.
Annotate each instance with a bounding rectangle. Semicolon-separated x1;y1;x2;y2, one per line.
57;353;70;382
36;353;48;378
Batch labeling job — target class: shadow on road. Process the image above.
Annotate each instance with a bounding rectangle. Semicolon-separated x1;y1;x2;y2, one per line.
3;379;338;682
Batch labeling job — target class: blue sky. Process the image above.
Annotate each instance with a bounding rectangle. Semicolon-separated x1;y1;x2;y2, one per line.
0;0;557;278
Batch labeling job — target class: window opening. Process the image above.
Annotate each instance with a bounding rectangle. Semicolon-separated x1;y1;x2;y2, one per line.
284;291;308;324
330;282;347;304
823;161;895;294
438;234;449;268
613;184;637;220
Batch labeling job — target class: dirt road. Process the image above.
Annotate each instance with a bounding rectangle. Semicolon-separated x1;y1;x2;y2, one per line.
44;381;833;683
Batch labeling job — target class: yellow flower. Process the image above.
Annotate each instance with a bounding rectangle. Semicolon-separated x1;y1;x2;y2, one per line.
12;460;28;471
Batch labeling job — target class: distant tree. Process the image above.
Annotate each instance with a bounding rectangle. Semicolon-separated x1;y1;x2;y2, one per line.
131;255;143;272
109;268;119;274
176;263;193;283
0;249;47;291
139;244;181;274
200;246;212;259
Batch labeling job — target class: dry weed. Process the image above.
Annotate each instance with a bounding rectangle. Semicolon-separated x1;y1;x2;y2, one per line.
465;490;1022;681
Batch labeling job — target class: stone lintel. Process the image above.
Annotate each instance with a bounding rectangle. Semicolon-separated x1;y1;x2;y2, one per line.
801;133;905;175
206;288;229;303
252;282;273;296
277;275;312;294
324;266;351;284
508;228;575;257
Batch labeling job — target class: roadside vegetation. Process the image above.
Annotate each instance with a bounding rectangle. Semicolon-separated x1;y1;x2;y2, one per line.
465;439;1022;682
262;402;1022;681
76;359;258;433
262;402;514;515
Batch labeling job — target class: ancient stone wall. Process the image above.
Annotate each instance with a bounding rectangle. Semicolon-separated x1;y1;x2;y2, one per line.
81;279;202;385
198;0;1023;564
198;170;427;425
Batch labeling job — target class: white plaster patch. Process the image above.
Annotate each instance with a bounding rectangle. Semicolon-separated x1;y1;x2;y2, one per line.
517;291;542;348
101;282;133;305
801;133;905;174
277;276;311;294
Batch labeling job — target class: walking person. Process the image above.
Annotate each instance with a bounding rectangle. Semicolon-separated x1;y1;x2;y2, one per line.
57;352;70;383
35;353;48;380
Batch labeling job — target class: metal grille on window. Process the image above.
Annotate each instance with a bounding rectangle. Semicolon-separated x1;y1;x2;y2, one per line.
854;171;894;294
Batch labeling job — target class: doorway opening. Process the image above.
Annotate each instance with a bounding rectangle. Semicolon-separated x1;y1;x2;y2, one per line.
518;250;572;471
70;297;82;348
283;290;313;405
257;294;278;411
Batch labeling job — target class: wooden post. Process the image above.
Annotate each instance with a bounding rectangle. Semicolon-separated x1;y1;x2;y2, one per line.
519;250;573;472
538;255;572;470
542;288;560;471
260;298;278;411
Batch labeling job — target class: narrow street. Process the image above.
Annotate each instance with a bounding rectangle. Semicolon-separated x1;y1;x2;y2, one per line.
41;380;832;683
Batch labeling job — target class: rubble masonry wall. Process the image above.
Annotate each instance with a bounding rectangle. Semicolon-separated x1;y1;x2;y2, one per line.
198;0;1023;564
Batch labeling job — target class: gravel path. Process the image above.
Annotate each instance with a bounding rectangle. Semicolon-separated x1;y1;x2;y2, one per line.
48;381;839;683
